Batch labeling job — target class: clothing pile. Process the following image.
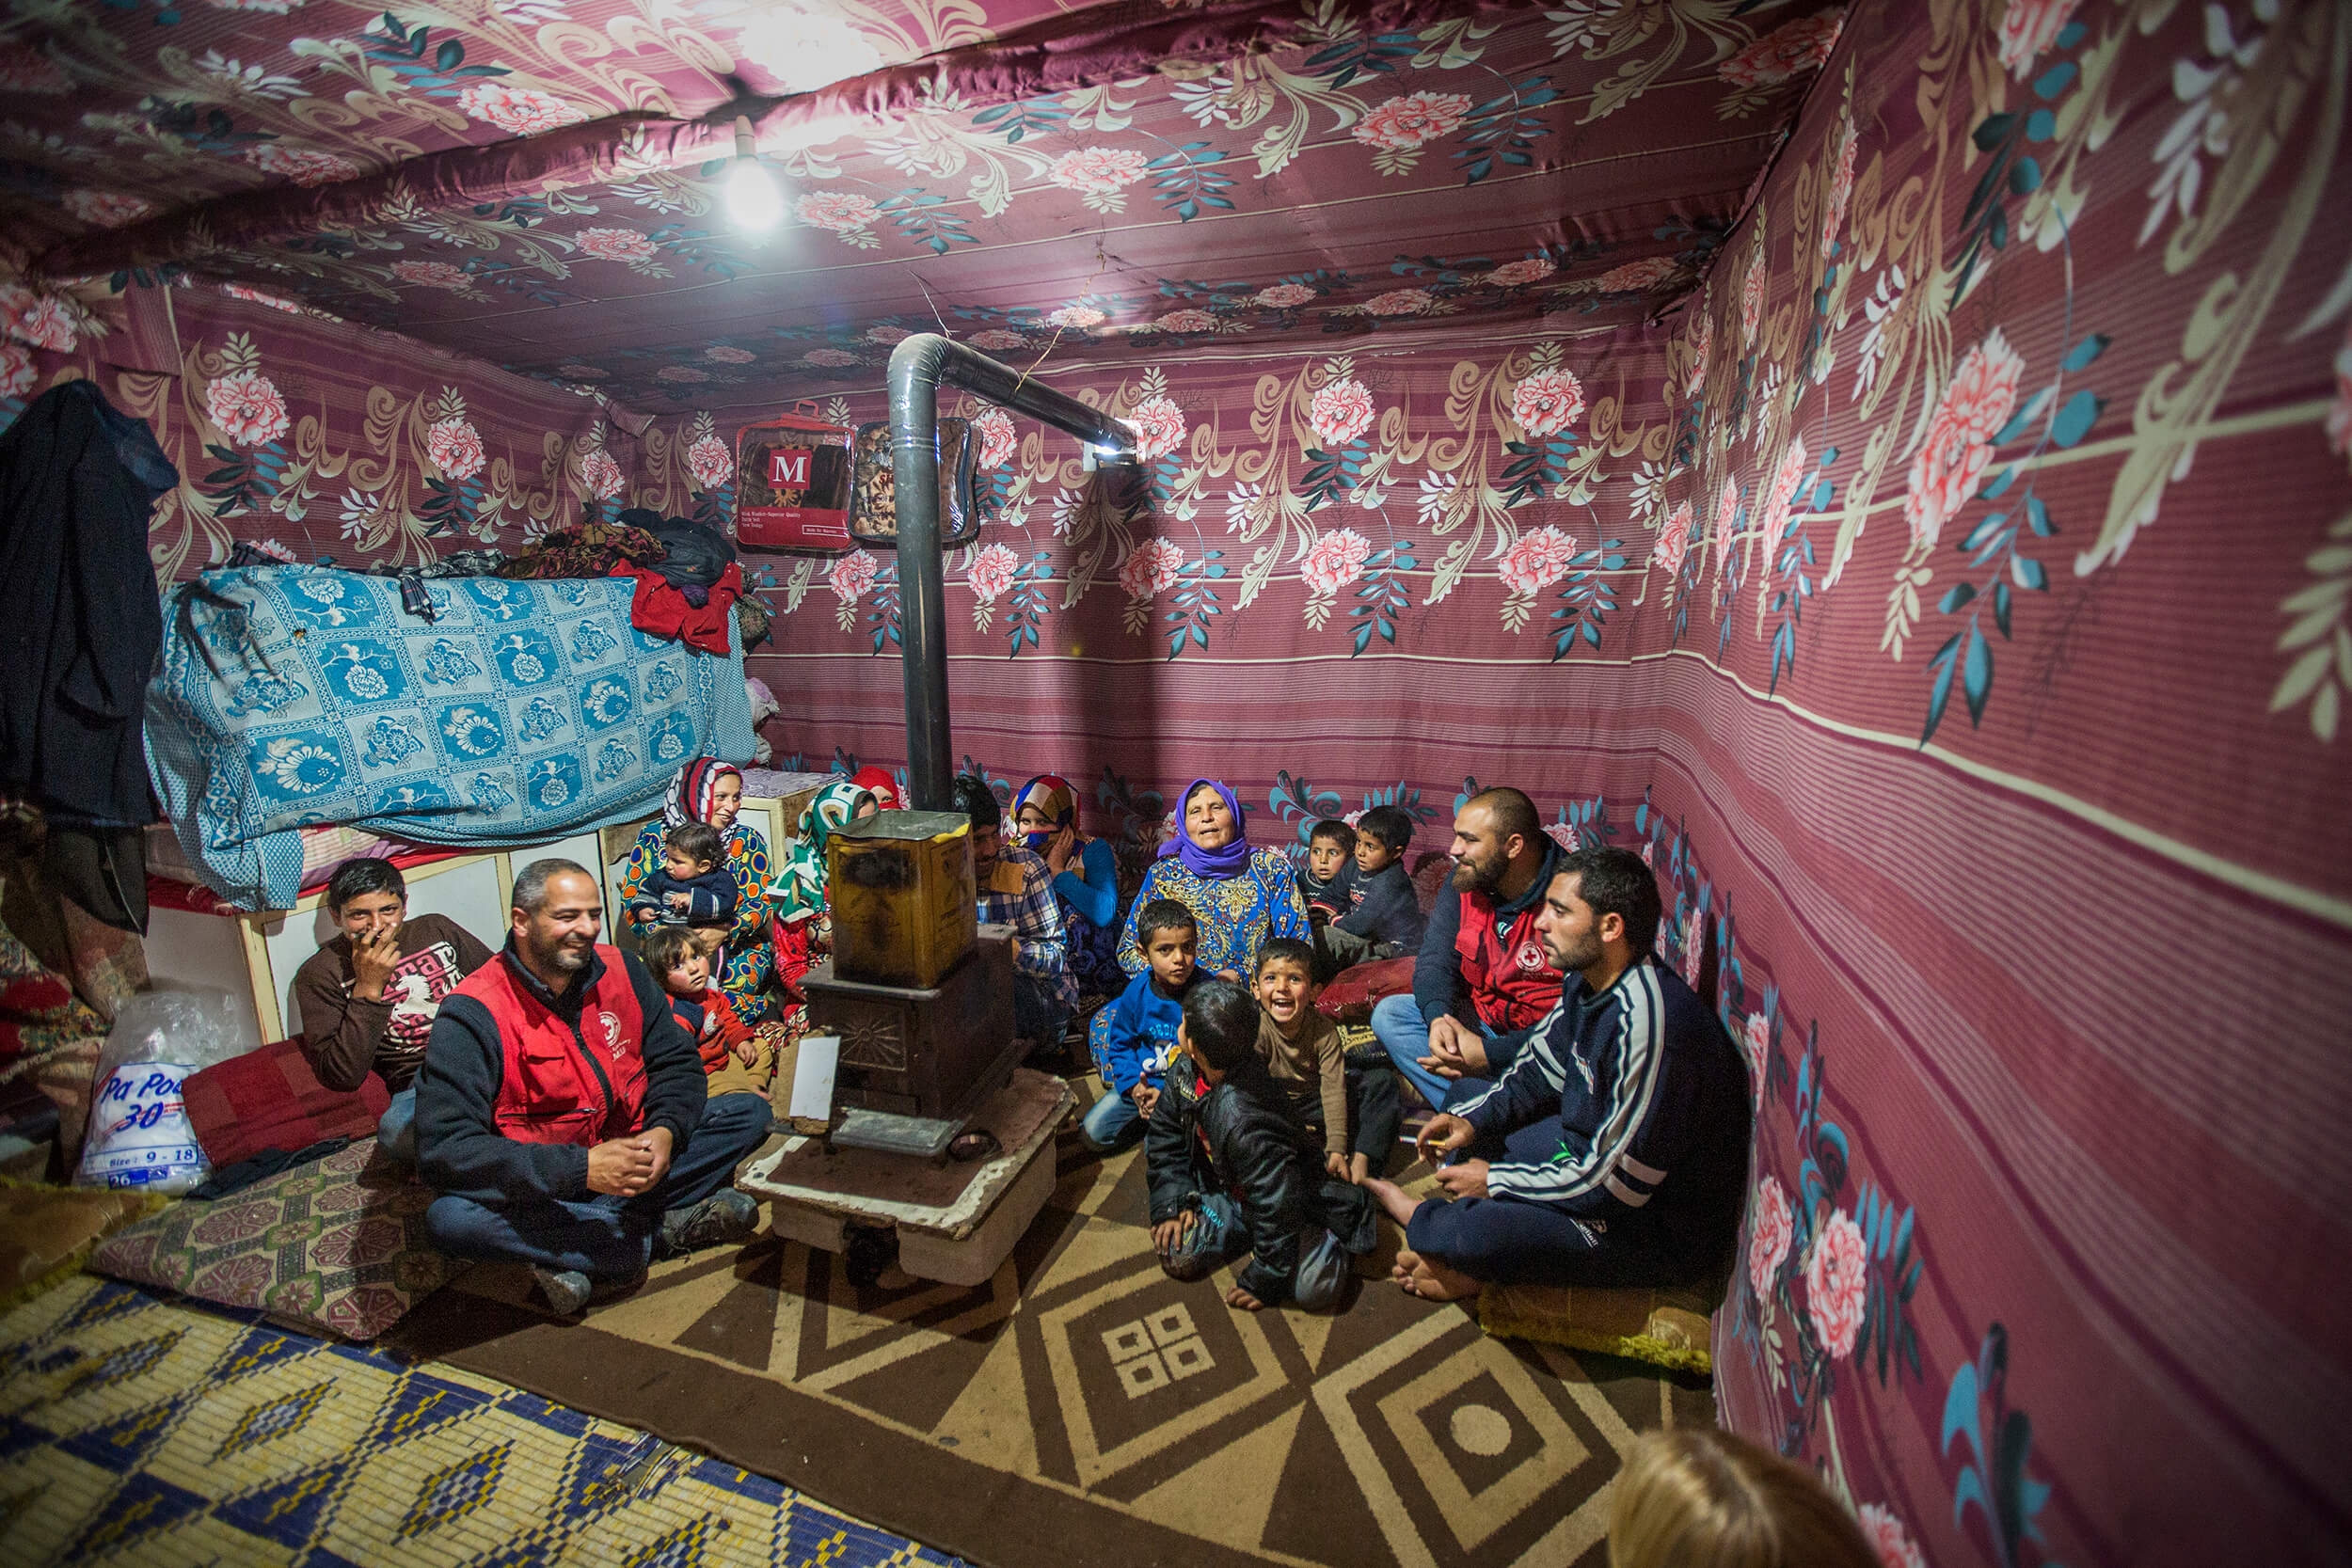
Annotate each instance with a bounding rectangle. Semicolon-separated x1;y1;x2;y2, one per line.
494;518;667;581
609;509;744;657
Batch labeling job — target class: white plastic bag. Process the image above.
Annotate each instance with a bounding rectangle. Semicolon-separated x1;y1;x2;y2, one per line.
75;988;257;1195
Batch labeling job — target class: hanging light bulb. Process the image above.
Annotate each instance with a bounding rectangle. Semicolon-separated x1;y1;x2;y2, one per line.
724;115;782;233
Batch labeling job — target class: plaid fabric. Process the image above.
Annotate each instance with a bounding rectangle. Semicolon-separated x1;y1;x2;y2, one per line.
183;1038;391;1169
978;847;1076;1013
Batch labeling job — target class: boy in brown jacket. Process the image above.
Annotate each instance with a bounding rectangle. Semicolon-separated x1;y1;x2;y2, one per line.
1252;938;1400;1184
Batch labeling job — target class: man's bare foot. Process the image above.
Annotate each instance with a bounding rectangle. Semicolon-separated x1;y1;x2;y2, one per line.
1365;1177;1421;1227
1396;1253;1481;1303
1390;1247;1424;1285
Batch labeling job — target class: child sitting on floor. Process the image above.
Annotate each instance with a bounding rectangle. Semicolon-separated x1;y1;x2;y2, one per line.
643;925;775;1096
1253;938;1400;1185
626;820;739;927
1143;978;1376;1312
1297;818;1356;927
1080;899;1200;1154
1318;805;1426;972
1606;1429;1879;1568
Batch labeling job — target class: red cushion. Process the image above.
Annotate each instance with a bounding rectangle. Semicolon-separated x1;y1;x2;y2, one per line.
182;1038;390;1169
1314;956;1417;1023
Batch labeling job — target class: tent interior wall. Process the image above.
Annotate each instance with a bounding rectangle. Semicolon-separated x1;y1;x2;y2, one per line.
3;1;2346;1564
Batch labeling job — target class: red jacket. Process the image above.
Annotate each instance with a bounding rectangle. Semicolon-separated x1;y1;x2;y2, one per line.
618;561;742;655
1452;884;1562;1033
668;986;755;1074
454;943;650;1148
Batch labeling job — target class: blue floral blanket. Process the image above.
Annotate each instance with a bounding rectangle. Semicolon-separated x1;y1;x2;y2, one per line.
145;566;755;910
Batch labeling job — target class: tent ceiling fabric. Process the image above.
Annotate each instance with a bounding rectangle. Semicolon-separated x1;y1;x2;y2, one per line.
7;0;1848;409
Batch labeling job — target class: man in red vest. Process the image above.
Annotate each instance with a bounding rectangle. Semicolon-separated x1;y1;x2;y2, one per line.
1372;787;1568;1112
417;859;772;1315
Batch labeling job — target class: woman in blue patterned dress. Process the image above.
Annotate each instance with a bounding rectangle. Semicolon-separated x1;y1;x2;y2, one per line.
1117;777;1310;979
617;758;776;1022
1090;777;1308;1080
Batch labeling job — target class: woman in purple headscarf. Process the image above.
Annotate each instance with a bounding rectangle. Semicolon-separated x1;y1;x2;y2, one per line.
1114;778;1309;982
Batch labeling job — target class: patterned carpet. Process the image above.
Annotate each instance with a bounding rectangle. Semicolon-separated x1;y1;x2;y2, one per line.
394;1138;1715;1568
0;1274;963;1567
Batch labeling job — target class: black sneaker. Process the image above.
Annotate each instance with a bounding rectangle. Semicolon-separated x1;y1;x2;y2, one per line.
655;1190;760;1259
530;1266;645;1314
532;1267;593;1315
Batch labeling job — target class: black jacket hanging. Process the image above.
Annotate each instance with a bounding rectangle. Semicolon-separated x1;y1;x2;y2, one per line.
0;379;175;832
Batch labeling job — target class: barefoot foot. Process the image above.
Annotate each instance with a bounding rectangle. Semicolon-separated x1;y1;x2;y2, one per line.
1398;1254;1482;1303
1364;1177;1421;1227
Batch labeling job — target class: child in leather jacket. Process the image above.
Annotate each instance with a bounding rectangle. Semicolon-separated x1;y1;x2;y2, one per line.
1142;978;1376;1311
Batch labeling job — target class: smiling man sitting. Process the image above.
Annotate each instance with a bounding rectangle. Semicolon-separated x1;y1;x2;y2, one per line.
414;859;772;1315
1366;846;1749;1303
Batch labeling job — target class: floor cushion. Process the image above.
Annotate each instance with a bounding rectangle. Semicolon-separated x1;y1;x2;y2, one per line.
183;1037;390;1169
1476;1279;1719;1375
0;1178;164;1310
1315;955;1416;1022
87;1138;453;1341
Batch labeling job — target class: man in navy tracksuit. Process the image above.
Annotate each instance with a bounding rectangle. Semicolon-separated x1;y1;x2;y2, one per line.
1367;846;1749;1299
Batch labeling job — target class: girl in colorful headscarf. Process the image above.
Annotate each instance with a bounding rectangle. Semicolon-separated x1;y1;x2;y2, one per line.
1012;774;1121;1000
1114;778;1308;982
766;777;881;956
617;758;776;1022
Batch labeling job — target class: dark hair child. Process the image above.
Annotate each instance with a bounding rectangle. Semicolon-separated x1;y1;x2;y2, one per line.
1253;938;1400;1184
1080;899;1200;1154
1298;818;1357;925
1320;804;1428;972
1140;976;1378;1313
626;820;738;927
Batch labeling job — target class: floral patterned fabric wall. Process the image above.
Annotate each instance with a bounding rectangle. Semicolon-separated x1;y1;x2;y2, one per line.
0;278;631;582
643;2;2352;1561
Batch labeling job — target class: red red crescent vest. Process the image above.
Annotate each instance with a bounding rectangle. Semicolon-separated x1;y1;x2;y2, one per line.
453;947;649;1148
1453;886;1563;1032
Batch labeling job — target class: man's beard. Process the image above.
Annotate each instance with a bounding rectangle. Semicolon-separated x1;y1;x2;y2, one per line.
1548;930;1601;974
1451;850;1506;896
526;929;593;974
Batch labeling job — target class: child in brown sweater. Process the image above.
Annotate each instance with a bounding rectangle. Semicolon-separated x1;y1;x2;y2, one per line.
1252;938;1400;1183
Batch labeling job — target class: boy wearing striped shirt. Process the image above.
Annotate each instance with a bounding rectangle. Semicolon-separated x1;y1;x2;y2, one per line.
1366;846;1749;1302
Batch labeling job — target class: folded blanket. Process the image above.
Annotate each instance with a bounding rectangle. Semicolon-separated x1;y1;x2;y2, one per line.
145;565;755;909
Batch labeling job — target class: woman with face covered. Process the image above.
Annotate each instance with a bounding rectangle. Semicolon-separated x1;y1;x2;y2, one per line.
1114;778;1309;983
1011;773;1123;1002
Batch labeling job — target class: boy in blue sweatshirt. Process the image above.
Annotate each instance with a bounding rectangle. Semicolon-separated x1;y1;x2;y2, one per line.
1319;805;1427;973
1079;899;1199;1153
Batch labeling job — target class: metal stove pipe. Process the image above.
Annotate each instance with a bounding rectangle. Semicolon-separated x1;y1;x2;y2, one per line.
884;334;1136;811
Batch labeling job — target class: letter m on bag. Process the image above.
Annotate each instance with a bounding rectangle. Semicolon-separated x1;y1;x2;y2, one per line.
768;449;810;488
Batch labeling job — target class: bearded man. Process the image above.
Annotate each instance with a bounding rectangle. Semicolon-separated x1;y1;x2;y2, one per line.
1371;787;1568;1110
416;859;771;1315
1366;846;1749;1302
